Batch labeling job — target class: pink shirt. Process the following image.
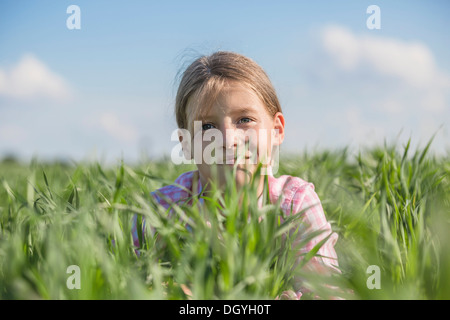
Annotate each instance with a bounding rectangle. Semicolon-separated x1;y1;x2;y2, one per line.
132;170;339;297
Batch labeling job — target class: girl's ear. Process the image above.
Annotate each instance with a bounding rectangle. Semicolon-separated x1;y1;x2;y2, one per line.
272;112;285;146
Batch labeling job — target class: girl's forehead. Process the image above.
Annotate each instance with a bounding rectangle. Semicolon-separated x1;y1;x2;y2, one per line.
207;87;262;114
191;83;263;118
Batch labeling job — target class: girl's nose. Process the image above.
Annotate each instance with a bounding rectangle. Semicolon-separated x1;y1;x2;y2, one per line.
222;126;239;150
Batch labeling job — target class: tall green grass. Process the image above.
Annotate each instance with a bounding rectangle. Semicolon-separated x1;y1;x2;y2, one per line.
0;140;449;299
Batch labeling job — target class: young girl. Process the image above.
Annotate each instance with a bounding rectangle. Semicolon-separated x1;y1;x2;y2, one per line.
132;51;339;299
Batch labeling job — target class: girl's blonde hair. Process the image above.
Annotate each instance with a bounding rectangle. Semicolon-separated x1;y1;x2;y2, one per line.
175;51;282;131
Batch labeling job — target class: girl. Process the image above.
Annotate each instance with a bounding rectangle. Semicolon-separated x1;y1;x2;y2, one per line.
132;51;339;299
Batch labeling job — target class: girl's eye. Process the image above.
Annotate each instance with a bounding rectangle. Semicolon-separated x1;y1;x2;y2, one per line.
202;123;215;131
238;117;252;124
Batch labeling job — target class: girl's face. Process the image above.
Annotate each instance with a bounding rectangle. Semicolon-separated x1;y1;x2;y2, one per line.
184;82;285;195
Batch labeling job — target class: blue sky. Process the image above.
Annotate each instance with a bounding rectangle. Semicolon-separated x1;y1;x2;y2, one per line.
1;0;449;163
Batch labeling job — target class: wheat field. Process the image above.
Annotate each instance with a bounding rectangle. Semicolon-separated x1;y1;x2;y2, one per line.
0;139;449;299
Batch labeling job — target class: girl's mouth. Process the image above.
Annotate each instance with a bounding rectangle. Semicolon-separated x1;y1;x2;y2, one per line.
223;154;253;165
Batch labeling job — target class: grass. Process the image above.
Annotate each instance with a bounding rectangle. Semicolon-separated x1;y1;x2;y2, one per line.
0;140;449;299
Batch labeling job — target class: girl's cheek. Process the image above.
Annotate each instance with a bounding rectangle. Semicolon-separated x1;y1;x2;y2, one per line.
256;130;273;158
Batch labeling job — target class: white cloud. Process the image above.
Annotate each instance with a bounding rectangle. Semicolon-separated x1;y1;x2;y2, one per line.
0;54;72;101
0;124;28;144
321;25;360;71
98;112;138;143
320;25;450;112
283;25;450;156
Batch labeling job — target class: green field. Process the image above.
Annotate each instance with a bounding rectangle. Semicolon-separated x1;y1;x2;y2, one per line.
0;140;449;299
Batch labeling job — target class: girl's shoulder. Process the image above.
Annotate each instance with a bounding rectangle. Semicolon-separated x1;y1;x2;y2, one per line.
268;174;314;199
268;174;320;214
150;170;197;208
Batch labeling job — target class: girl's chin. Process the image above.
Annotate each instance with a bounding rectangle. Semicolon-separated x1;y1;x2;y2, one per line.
232;166;255;185
200;164;258;188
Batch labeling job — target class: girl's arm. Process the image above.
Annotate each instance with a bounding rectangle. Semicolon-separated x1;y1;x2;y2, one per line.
285;182;340;299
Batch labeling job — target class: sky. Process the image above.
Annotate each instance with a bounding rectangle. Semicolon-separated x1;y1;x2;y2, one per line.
1;0;449;164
